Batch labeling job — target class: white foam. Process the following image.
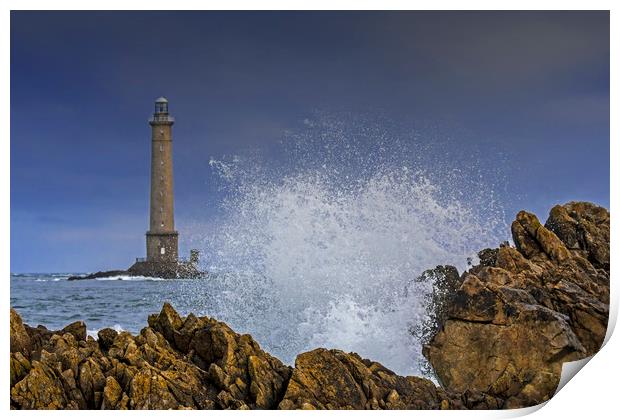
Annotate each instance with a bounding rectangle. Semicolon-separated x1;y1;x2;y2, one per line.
87;324;125;339
94;275;168;281
198;116;507;376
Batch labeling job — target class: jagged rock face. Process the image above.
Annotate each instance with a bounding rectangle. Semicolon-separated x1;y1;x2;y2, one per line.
9;303;291;410
10;303;500;410
147;302;292;409
545;201;610;270
425;202;609;408
278;348;502;410
10;309;31;357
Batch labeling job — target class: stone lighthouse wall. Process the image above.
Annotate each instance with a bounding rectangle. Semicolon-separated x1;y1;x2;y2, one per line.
146;117;178;262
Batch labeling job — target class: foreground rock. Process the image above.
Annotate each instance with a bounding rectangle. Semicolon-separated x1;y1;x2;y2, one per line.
424;201;609;408
278;348;501;409
13;303;497;409
10;303;292;409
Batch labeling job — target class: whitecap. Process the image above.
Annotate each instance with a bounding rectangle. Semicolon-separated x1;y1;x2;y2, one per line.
87;324;125;339
94;275;167;281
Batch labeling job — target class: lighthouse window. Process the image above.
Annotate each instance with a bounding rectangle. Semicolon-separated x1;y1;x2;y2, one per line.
161;222;164;227
160;145;163;152
161;247;166;255
160;160;164;165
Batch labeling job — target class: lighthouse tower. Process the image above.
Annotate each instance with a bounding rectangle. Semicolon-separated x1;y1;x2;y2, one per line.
146;97;178;262
125;97;201;279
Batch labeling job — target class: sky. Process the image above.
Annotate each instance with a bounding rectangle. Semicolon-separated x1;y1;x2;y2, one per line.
10;11;609;273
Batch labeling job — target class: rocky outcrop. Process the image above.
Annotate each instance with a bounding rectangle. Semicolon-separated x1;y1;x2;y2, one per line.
10;302;503;410
278;348;440;409
424;202;609;408
68;270;129;281
10;302;292;409
278;348;502;409
68;262;204;281
545;202;609;270
10;309;32;357
11;308;86;359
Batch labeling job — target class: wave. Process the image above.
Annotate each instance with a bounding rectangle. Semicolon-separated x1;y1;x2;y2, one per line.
93;275;170;282
87;324;125;339
195;114;508;376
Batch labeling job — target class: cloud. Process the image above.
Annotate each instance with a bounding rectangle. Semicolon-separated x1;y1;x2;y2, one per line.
541;93;610;125
373;11;609;93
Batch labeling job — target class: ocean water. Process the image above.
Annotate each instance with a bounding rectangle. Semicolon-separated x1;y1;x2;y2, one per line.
11;115;508;376
10;273;221;337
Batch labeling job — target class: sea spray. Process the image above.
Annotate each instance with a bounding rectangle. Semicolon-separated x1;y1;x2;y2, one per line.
195;114;508;376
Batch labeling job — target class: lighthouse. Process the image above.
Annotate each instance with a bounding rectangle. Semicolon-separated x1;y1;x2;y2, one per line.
146;97;178;262
69;98;202;280
126;97;202;279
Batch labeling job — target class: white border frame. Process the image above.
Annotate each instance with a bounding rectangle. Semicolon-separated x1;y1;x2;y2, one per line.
2;3;616;419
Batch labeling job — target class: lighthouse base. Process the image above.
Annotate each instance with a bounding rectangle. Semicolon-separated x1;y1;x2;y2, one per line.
67;261;204;281
127;260;204;279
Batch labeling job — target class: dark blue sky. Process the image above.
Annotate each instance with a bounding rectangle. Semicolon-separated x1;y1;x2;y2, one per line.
11;11;609;273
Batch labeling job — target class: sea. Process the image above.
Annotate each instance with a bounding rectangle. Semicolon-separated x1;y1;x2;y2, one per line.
10;273;218;337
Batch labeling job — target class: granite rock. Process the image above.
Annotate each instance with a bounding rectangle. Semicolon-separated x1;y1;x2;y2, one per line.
424;202;609;408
